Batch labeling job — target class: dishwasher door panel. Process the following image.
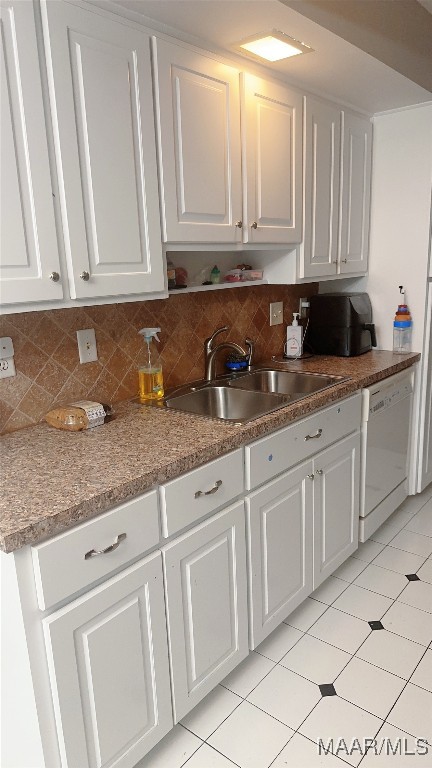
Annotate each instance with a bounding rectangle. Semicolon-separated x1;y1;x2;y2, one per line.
363;394;412;517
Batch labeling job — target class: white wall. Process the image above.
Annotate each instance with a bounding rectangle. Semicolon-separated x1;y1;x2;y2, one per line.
367;104;432;353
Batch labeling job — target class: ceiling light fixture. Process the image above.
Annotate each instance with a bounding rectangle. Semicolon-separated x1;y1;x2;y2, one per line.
235;30;314;63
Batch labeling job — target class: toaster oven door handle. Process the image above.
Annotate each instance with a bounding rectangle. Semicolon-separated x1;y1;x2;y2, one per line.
363;323;377;347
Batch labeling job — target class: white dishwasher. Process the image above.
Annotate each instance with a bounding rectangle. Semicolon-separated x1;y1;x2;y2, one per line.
359;368;414;542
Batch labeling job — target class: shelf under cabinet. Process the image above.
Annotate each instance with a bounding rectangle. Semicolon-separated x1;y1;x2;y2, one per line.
168;279;268;295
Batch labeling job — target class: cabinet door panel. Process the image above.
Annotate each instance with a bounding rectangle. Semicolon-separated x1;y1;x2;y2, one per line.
246;462;313;648
0;1;62;304
242;74;302;243
43;554;172;768
339;112;372;273
41;1;164;298
300;98;340;278
313;433;359;588
163;502;248;721
153;38;242;243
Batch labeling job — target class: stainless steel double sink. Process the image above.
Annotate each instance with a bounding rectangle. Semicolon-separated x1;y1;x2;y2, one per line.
164;368;348;424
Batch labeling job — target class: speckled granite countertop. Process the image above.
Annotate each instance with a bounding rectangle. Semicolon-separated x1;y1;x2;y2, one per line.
0;350;419;553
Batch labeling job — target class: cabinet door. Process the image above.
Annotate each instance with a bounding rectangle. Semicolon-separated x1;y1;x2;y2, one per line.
0;0;62;304
41;1;164;299
300;98;340;278
339;112;372;274
163;502;248;721
313;433;359;588
153;38;242;243
246;462;313;649
43;554;172;768
242;74;302;244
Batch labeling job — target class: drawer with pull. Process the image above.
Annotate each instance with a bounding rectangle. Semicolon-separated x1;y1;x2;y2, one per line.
159;449;244;537
245;393;361;489
31;490;160;610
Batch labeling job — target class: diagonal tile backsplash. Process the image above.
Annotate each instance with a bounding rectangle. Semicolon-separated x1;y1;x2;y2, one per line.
0;283;317;434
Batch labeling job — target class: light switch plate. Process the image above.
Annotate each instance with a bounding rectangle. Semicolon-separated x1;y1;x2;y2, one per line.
76;328;98;364
269;301;283;326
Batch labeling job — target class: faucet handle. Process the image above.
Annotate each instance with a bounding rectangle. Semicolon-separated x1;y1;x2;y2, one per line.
205;326;229;351
245;338;254;368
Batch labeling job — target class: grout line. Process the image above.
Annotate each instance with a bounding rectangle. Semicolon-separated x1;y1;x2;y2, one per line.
176;727;204;768
268;731;354;768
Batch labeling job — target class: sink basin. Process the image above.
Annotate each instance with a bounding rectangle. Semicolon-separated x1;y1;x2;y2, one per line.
228;369;346;396
165;384;290;424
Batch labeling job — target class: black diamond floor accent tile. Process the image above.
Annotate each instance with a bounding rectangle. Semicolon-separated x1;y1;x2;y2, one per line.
406;573;420;581
319;683;337;697
368;620;384;630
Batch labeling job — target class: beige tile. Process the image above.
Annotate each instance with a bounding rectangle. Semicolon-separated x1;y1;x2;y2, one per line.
247;665;321;730
208;701;293;768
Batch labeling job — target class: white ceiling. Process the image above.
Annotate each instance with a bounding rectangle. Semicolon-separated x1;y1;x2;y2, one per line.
108;0;432;114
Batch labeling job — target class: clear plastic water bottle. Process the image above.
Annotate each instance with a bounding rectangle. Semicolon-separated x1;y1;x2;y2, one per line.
393;303;412;354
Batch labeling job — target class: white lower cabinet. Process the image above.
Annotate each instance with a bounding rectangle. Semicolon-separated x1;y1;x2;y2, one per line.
162;501;248;722
313;432;360;589
7;400;362;767
42;553;172;768
246;462;314;649
247;430;360;647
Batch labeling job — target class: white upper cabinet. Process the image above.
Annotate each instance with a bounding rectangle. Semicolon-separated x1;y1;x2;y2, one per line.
339;111;372;274
300;97;372;279
0;0;63;305
153;39;303;246
300;97;341;279
242;74;302;244
153;37;243;244
41;0;164;299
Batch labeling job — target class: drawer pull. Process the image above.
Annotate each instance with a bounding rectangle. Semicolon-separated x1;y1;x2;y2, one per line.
316;468;323;475
307;473;315;481
84;533;127;559
195;480;222;499
304;428;323;441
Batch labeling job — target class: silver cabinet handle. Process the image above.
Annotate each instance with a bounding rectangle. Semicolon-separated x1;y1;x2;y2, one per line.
316;468;323;475
84;533;127;559
80;270;90;281
195;480;222;498
304;428;323;441
251;221;258;229
235;220;243;228
49;271;60;282
341;258;348;264
307;473;315;481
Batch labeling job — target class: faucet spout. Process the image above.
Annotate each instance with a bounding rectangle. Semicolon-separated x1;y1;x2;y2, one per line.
204;341;246;381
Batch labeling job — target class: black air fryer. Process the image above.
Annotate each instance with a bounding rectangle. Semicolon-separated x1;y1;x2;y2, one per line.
308;293;377;356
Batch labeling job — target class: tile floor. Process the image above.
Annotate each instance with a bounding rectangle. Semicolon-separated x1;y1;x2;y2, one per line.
142;486;432;768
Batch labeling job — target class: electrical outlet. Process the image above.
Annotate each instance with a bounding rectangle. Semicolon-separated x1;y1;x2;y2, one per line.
0;337;16;379
299;297;310;319
0;358;16;379
76;329;98;364
269;301;283;326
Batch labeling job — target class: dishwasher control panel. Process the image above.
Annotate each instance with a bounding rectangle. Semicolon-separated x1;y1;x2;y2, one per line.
362;368;414;422
369;379;412;415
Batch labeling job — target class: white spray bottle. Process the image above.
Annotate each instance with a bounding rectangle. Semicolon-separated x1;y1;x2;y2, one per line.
285;313;303;358
138;328;164;402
